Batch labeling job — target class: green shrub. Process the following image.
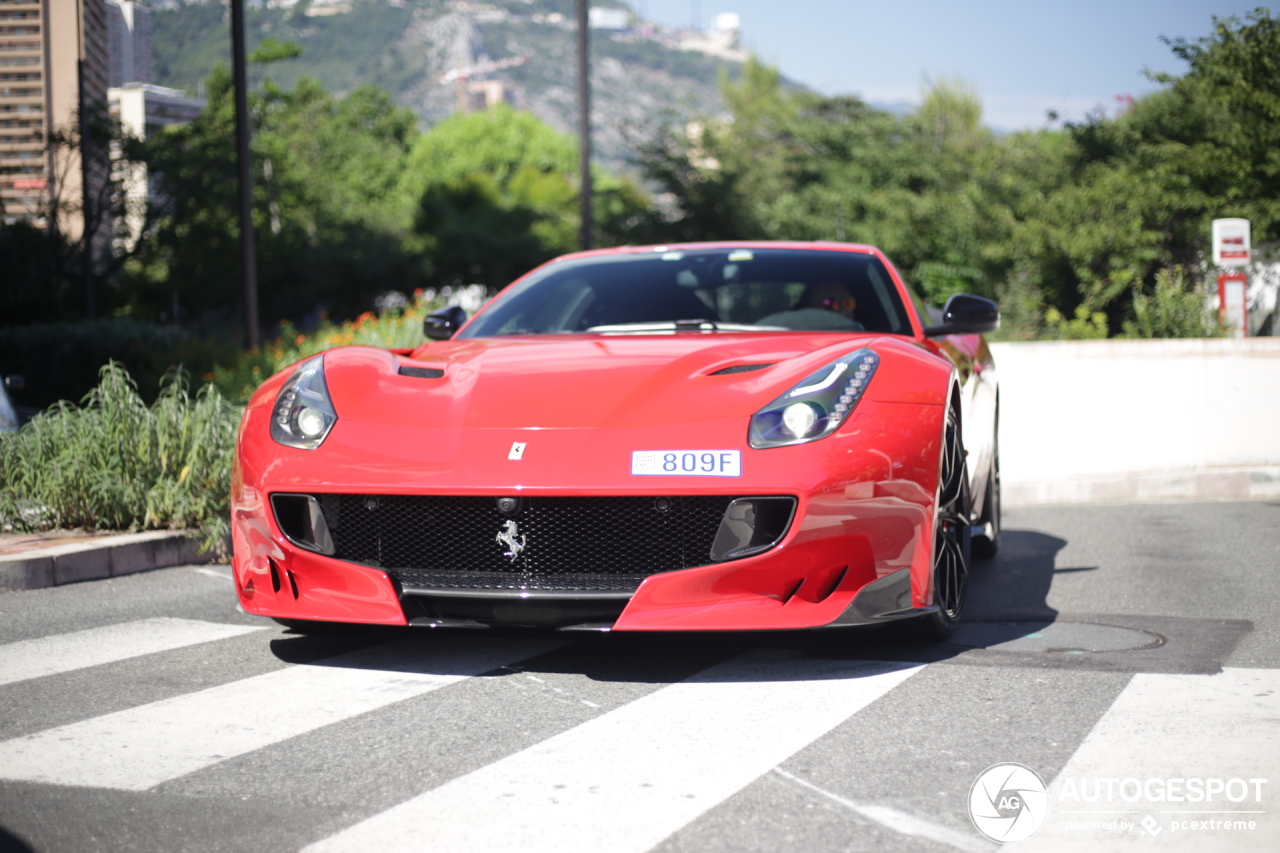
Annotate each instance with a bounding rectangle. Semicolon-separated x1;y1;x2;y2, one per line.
0;362;239;553
1043;304;1110;340
1122;266;1230;339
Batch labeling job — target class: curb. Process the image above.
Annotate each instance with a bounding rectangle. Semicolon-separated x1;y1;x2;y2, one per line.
1003;466;1280;507
0;531;216;592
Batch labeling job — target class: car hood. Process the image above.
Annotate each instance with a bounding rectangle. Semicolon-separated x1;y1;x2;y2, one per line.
319;334;918;431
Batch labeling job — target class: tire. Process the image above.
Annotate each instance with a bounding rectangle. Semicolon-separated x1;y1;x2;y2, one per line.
906;405;972;642
971;440;1001;559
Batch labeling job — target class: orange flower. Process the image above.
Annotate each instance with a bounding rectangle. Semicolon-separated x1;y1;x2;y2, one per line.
295;334;306;346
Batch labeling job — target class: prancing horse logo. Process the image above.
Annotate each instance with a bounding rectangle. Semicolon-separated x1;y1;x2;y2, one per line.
495;519;526;561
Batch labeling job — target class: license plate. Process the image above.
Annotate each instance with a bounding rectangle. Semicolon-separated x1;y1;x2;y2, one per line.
631;450;741;477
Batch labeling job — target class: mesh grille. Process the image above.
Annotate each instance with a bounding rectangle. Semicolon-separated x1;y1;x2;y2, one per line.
314;494;749;593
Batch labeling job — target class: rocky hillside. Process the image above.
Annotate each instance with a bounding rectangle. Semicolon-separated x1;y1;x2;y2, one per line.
153;0;755;168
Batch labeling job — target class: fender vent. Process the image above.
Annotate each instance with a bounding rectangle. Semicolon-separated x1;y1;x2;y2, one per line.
710;363;775;376
398;365;445;379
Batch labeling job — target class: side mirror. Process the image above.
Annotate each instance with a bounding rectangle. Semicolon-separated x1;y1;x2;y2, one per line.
924;294;1000;336
3;375;24;391
423;305;467;341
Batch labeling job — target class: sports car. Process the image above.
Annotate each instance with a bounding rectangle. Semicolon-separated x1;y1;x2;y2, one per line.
231;242;1000;638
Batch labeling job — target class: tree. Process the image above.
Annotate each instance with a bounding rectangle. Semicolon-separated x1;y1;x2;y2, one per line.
134;67;422;326
1;107;160;324
637;61;1013;306
1159;8;1280;233
400;105;651;289
637;11;1280;338
1026;9;1280;329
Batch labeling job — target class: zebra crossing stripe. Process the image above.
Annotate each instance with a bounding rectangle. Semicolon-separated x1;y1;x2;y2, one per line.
0;635;565;791
0;617;266;688
1028;667;1280;852
305;653;923;853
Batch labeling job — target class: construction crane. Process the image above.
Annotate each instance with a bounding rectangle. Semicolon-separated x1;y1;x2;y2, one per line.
440;55;530;114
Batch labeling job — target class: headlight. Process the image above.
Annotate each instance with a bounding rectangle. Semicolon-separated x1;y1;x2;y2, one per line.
270;355;338;450
748;348;879;448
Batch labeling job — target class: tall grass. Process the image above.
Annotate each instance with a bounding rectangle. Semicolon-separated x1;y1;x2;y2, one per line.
0;362;240;553
0;287;488;552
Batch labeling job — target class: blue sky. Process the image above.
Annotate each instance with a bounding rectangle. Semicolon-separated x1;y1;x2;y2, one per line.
632;1;1260;129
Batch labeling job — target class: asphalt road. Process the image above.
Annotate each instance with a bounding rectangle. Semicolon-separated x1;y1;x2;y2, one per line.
0;500;1276;853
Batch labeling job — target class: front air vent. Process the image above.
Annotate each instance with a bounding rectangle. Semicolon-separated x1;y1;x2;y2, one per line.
270;493;336;555
709;363;775;376
399;365;445;379
708;496;797;561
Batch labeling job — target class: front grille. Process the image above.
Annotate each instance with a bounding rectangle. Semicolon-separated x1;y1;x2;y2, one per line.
314;494;746;593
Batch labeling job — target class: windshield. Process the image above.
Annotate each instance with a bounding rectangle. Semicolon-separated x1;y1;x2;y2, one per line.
458;248;914;337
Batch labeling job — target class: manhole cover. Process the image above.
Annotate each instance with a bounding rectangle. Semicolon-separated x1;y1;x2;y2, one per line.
950;621;1163;653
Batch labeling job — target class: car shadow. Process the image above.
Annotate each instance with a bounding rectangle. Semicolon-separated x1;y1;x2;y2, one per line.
265;528;1075;679
963;529;1065;622
0;824;36;853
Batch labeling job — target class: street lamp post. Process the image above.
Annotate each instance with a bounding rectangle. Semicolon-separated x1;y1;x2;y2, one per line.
576;0;592;251
230;0;259;349
78;55;93;319
76;0;93;318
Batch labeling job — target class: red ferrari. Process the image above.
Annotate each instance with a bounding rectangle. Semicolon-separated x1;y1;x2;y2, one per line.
232;242;1000;638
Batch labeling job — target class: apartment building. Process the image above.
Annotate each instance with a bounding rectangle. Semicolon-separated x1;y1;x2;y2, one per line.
108;81;201;247
0;0;109;235
106;0;150;88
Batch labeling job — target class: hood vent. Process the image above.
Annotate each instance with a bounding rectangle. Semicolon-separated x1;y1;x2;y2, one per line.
399;365;445;379
709;363;775;376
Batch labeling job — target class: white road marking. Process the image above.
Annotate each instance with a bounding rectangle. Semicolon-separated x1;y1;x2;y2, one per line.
305;653;922;853
773;767;995;852
1028;668;1280;852
192;567;234;581
0;635;564;791
0;617;265;688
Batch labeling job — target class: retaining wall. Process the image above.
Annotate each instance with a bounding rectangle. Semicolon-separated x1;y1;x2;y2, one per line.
988;338;1280;505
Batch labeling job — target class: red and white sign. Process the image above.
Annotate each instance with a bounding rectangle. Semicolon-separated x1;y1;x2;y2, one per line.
1218;272;1249;338
1212;218;1251;267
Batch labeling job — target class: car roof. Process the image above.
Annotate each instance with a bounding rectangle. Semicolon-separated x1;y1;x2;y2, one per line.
548;241;882;264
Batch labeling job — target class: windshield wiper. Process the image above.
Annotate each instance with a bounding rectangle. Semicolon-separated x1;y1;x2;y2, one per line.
585;321;786;334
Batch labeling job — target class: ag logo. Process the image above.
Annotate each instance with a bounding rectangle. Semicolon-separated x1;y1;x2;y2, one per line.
968;763;1048;843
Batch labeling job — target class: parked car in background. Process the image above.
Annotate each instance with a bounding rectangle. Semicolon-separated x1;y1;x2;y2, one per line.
0;375;24;433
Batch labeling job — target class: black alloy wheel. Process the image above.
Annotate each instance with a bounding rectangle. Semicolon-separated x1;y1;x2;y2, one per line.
909;405;972;641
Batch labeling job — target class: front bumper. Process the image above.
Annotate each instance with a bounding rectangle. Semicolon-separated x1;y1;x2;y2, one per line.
231;399;943;631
